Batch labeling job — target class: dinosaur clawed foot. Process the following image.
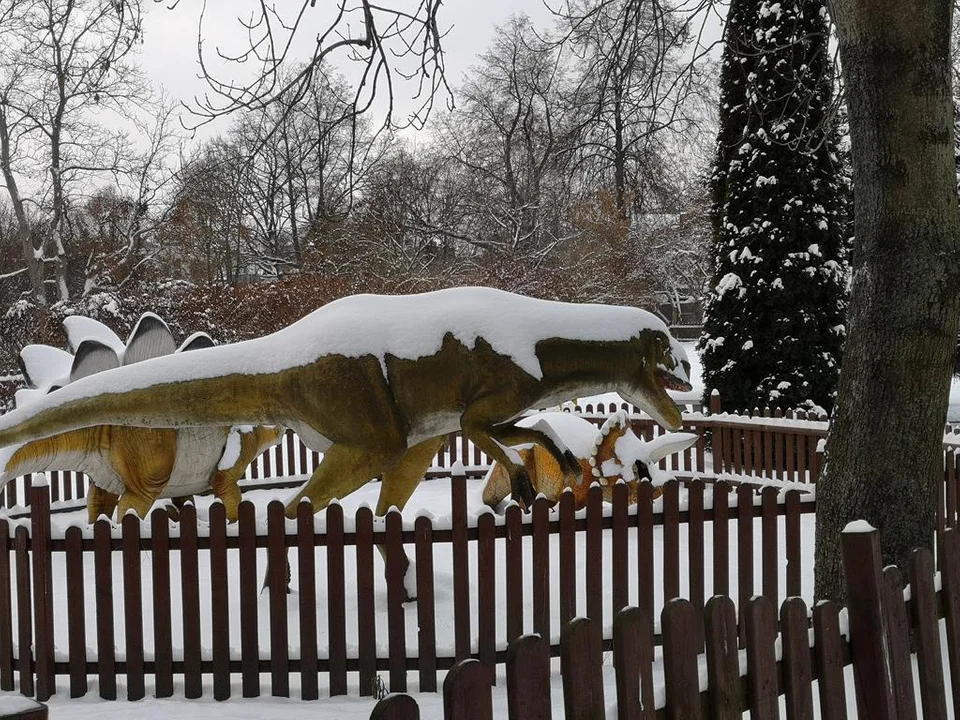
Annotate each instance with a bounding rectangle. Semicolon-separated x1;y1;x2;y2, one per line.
511;466;536;511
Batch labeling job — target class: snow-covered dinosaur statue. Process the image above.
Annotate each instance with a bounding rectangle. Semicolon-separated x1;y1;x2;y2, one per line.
0;287;692;520
0;313;282;522
482;410;698;509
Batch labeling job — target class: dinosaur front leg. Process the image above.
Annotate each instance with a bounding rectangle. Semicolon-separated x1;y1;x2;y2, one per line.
375;436;447;602
461;423;535;510
87;485;120;523
118;489;162;519
210;470;243;522
489;421;583;486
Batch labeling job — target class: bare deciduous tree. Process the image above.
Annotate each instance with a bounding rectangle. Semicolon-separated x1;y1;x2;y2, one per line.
167;0;452;134
0;0;151;305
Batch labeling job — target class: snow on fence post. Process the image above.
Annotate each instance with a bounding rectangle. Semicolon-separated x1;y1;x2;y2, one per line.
385;509;408;694
92;519;115;700
0;518;15;692
661;599;702;719
841;521;897;720
613;606;655;720
709;389;721;415
266;500;290;697
881;565;916;718
813;439;825;482
443;659;493;720
505;634;551;720
450;461;471;662
28;482;53;701
121;512;145;702
908;548;949;719
560;617;605;719
370;693;421;720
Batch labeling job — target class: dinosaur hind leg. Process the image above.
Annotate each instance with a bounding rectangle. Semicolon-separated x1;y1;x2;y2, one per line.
375;436;447;602
283;443;387;519
375;436;447;516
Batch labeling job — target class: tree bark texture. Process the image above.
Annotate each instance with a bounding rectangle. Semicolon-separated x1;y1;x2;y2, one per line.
814;0;960;602
0;105;42;303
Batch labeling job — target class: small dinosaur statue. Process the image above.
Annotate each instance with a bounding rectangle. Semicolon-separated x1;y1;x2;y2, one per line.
0;314;282;522
0;288;692;521
482;410;698;508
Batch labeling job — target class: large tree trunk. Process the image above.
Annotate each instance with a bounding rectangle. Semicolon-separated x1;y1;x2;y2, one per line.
814;0;960;602
0;106;43;303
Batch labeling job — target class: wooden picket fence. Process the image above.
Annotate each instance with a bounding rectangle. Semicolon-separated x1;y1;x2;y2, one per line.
372;526;960;719
2;398;960;708
0;473;817;703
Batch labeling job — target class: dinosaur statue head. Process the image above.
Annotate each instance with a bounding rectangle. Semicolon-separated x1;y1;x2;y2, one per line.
621;330;692;431
591;410;698;489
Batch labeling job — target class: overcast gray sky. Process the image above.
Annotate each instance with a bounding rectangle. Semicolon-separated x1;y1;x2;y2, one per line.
138;0;557;139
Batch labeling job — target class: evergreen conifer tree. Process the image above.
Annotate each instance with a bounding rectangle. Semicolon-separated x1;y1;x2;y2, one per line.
699;0;848;415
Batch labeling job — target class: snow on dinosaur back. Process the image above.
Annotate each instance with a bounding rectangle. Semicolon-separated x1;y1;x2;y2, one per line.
0;287;690;431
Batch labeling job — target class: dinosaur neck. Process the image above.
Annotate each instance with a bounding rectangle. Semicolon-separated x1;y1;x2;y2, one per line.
534;337;637;402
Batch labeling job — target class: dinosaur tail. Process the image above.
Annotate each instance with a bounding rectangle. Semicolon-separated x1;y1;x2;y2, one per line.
0;431;100;486
0;341;296;448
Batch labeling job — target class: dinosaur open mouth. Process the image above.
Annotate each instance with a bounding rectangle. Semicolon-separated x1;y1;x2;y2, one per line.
657;368;692;392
